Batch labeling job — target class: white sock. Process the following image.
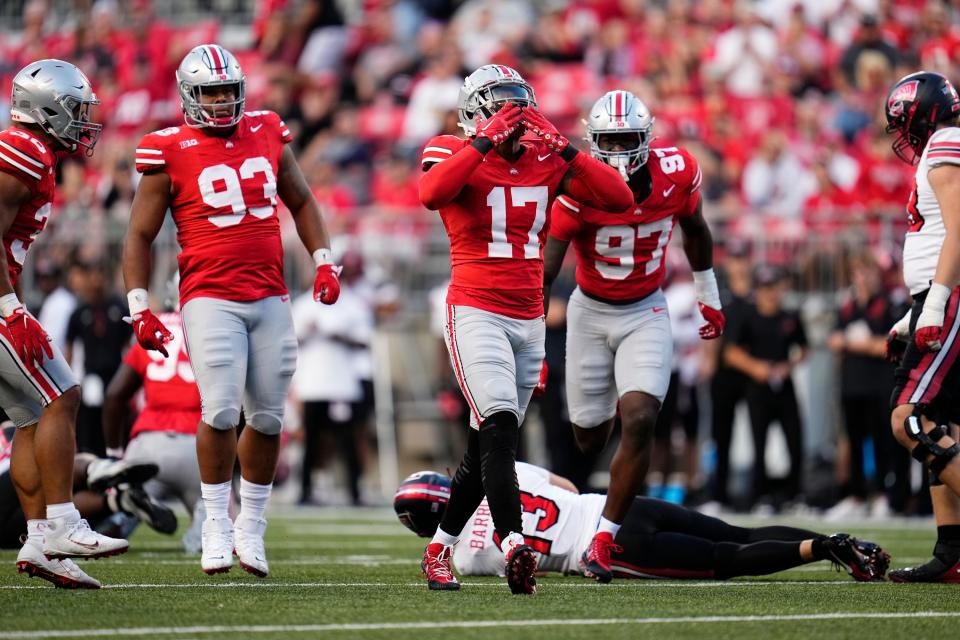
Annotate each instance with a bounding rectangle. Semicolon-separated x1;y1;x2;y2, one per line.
499;531;525;554
237;478;272;523
597;516;621;538
201;481;232;520
46;502;80;523
430;528;459;547
26;519;46;544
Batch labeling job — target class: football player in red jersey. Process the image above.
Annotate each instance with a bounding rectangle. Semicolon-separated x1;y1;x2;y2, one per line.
884;72;960;583
1;60;129;589
543;90;724;583
418;65;632;595
121;44;340;578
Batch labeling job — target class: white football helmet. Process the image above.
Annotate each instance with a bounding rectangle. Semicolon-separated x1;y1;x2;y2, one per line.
176;44;245;128
10;59;101;153
585;90;654;180
457;64;537;136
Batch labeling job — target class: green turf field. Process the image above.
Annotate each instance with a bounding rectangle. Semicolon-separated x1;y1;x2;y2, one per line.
0;509;956;639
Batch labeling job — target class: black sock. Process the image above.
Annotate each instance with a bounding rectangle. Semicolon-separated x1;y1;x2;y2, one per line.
746;526;821;544
714;541;805;579
937;525;960;543
810;536;829;561
478;411;521;542
437;429;485;537
934;526;960;562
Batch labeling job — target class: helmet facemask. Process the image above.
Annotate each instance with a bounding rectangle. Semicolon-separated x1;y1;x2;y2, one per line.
458;67;537;137
590;128;651;181
181;81;245;128
56;94;102;154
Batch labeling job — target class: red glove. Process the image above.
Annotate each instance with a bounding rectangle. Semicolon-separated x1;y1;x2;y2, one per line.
885;330;907;364
4;307;53;364
127;309;173;357
475;102;522;144
314;264;341;305
698;302;726;340
521;109;569;152
533;360;548;398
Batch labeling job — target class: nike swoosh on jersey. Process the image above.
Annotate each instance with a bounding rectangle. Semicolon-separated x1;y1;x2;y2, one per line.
662;185;676;197
652;307;666;313
250;124;263;132
538;153;552;161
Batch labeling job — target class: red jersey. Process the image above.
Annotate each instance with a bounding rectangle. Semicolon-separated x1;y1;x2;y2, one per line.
0;127;56;287
123;311;201;439
550;146;701;302
421;135;571;319
135;111;293;305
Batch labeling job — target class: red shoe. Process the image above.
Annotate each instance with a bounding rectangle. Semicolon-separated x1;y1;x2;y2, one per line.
504;540;537;595
580;531;622;583
422;543;460;591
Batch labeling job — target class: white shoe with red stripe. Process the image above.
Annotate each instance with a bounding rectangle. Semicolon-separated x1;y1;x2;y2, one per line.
17;539;100;589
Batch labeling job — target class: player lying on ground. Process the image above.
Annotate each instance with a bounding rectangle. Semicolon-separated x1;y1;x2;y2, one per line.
1;427;175;588
395;462;889;582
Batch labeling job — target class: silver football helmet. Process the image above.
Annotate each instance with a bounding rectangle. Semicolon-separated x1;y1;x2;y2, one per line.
457;64;537;136
176;44;245;128
585;90;655;180
10;59;101;154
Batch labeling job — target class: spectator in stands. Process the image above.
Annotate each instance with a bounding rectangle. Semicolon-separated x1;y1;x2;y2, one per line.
34;258;77;354
724;266;807;510
742;129;816;219
705;2;778;98
401;48;463;145
297;0;349;76
840;15;899;89
826;250;911;518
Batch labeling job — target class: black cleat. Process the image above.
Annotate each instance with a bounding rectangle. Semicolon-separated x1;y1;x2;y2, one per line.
109;485;178;534
822;533;890;582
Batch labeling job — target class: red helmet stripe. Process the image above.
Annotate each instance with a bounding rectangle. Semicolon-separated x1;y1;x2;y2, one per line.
208;45;225;71
616;91;624;118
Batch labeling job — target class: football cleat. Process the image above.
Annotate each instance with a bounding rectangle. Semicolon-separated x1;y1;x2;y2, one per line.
87;458;159;492
503;535;537;595
822;533;890;582
234;516;269;578
108;484;178;535
16;539;100;589
890;543;960;583
422;542;460;591
201;517;234;575
43;518;128;560
580;531;622;584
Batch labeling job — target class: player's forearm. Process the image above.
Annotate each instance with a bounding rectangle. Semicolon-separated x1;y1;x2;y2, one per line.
681;219;713;272
562;152;634;211
291;200;332;257
122;232;154;293
932;227;960;293
419;143;488;210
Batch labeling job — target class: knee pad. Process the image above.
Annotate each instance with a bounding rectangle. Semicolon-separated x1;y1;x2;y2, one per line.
479;411;520;454
905;404;960;481
207;407;241;431
246;411;283;436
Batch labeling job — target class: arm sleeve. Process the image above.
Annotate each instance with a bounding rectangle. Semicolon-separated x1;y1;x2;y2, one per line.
549;196;582;242
419;137;484;210
562;151;634;211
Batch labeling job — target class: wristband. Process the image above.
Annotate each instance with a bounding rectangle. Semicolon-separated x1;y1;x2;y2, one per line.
0;293;21;317
471;138;493;154
313;248;334;267
925;282;951;315
127;288;149;316
559;144;578;162
693;269;722;309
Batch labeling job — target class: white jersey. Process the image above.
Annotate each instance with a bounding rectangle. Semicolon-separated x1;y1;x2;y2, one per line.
452;462;605;576
903;127;960;294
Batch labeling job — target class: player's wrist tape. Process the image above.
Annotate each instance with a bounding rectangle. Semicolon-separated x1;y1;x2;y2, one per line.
925;282;951;316
313;248;334;267
693;269;721;309
0;294;21;317
127;289;149;316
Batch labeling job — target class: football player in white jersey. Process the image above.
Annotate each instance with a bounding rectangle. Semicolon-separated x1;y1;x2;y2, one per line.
884;71;960;583
394;466;888;582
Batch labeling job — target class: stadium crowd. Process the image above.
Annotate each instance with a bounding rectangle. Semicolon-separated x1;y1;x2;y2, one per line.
0;0;957;516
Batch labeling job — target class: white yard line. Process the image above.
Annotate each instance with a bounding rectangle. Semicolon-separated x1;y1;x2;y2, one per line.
2;612;958;638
